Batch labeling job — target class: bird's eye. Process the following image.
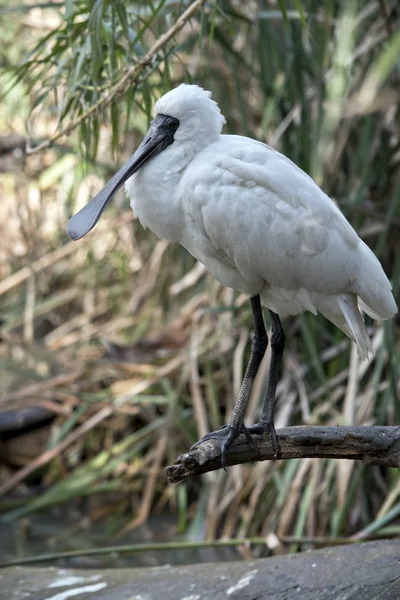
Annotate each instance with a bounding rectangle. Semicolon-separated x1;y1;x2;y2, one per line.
167;118;178;128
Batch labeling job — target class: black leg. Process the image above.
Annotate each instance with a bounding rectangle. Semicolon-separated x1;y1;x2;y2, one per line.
228;295;268;431
248;310;285;457
191;295;268;468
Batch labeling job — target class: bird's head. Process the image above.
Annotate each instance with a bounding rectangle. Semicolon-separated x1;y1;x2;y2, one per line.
154;84;226;143
66;84;225;241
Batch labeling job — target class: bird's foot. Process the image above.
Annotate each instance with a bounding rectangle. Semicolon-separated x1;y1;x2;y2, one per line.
191;424;256;470
247;420;282;458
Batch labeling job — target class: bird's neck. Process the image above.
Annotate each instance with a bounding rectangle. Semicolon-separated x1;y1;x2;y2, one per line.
127;135;219;241
125;144;190;241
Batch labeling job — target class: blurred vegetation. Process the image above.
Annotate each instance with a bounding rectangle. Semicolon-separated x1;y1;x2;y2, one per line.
0;0;399;566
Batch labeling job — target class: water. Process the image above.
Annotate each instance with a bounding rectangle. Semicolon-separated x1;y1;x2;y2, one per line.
0;507;240;568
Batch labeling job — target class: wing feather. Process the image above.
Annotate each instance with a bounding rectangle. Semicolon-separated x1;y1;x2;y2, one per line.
180;136;360;295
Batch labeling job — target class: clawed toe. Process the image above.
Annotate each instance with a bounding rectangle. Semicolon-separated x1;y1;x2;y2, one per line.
191;424;249;469
247;420;281;458
191;420;281;468
190;429;228;452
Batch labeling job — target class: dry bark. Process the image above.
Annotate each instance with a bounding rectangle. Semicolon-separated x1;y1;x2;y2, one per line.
165;425;400;483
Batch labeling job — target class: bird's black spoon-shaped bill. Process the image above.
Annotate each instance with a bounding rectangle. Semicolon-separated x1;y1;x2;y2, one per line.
66;115;175;241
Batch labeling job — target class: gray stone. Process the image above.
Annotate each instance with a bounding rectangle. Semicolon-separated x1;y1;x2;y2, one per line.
1;540;399;600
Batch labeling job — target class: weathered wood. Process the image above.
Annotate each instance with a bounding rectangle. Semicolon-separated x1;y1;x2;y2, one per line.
1;540;400;600
166;425;400;483
0;406;54;434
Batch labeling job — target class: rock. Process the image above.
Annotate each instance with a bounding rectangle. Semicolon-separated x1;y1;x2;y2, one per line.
1;540;400;600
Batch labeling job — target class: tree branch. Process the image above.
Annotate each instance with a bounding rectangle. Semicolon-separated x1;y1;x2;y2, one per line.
26;0;210;155
165;426;400;483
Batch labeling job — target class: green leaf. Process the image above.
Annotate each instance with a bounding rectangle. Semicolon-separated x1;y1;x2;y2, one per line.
293;0;307;27
276;0;288;25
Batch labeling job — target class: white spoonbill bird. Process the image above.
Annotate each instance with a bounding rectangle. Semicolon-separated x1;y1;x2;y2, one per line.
67;84;397;467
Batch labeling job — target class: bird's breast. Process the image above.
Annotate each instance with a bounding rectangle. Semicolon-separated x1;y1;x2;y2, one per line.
125;161;184;242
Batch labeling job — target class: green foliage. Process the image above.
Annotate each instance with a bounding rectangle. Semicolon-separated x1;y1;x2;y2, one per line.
12;1;166;154
3;0;308;157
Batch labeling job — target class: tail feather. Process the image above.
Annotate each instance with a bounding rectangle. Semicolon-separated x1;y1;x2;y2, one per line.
358;298;382;320
338;295;373;360
316;293;373;360
354;241;397;319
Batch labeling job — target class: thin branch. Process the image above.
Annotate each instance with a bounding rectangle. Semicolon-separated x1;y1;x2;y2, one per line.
165;426;400;483
26;0;210;155
0;241;77;296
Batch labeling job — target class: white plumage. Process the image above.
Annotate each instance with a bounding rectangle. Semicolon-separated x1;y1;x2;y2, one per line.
126;84;397;360
67;84;397;464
